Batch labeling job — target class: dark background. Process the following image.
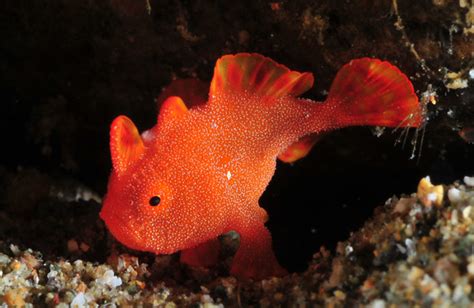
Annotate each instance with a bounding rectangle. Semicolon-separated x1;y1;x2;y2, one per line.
0;0;472;272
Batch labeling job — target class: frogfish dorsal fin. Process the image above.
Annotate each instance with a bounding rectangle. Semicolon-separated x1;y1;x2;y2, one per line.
157;96;189;126
209;53;314;101
110;115;145;175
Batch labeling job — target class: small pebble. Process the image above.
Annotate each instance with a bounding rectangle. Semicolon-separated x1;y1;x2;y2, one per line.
420;274;437;293
10;244;21;256
434;258;460;284
345;245;353;256
393;197;416;215
462;206;472;220
451;210;459;225
467;258;474;275
70;292;87;308
405;239;416;257
96;270;122;288
408;266;424;281
334;290;346;300
201;294;214;303
448;188;462;202
3;289;26;307
464;176;474;187
417;176;444;207
396;244;407;254
370;299;386;308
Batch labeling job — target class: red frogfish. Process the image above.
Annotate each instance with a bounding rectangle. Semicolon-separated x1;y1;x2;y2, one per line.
100;53;422;279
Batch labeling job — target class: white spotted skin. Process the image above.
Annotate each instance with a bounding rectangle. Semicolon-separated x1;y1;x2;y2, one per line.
101;89;335;256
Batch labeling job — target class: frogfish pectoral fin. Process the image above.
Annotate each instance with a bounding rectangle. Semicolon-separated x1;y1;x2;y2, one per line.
278;133;325;163
110;115;145;175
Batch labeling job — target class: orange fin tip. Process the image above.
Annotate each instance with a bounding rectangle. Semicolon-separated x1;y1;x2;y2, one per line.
110;115;145;175
157;96;189;125
209;53;314;101
278;133;324;163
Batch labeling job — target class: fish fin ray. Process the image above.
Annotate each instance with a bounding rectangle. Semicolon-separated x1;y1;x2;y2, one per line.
326;58;422;128
110;115;145;175
209;53;314;102
278;133;324;163
157;96;188;125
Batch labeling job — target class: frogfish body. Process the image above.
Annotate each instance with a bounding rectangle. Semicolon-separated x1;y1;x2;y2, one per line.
100;53;422;279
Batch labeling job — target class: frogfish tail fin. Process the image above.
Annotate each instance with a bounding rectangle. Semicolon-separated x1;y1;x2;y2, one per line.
325;58;423;128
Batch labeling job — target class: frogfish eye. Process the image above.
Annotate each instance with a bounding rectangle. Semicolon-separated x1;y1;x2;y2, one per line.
149;196;161;206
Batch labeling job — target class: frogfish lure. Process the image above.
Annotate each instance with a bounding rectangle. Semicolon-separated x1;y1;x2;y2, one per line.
100;53;422;279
